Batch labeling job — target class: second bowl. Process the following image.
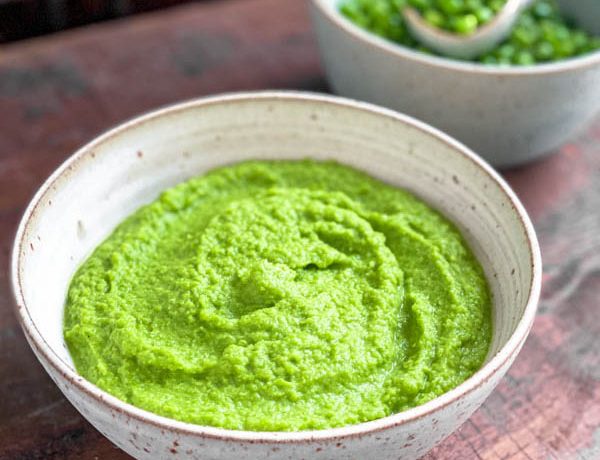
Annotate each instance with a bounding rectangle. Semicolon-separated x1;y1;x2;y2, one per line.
311;0;600;167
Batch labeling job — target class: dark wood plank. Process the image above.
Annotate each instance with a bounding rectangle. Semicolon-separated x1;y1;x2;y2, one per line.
0;0;232;43
0;0;599;458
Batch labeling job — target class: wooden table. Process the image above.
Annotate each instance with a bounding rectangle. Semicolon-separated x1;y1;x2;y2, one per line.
1;0;599;458
0;0;202;43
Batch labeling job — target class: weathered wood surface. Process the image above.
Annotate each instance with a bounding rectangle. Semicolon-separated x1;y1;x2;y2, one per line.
0;0;212;43
1;0;599;458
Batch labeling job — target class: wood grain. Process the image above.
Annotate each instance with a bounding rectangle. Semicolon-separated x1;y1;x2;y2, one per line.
1;0;599;458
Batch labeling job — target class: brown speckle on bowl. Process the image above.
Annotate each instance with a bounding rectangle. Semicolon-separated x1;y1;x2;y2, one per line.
77;220;86;239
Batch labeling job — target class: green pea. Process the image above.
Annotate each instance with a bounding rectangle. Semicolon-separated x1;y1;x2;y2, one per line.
489;0;505;13
340;3;360;19
339;0;600;66
532;1;553;18
464;0;481;9
515;50;536;65
517;13;536;30
497;43;516;59
475;6;494;24
555;40;576;57
453;14;479;34
438;0;464;15
534;41;555;60
424;9;446;28
409;0;430;9
513;28;534;46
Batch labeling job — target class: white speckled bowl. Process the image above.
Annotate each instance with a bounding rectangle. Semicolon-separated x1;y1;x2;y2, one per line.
310;0;600;167
11;92;541;460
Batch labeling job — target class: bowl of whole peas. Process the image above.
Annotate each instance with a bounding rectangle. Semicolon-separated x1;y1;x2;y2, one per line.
310;0;600;167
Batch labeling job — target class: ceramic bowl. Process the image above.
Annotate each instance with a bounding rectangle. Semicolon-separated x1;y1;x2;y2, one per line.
11;92;541;460
310;0;600;167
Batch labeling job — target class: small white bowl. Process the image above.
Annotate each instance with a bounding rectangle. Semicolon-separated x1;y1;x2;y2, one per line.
11;92;541;460
310;0;600;167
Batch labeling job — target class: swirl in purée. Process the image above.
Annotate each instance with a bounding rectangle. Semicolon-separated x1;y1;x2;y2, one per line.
65;160;491;431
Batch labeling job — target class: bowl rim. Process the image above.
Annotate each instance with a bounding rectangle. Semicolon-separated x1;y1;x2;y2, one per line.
11;90;542;443
310;0;600;76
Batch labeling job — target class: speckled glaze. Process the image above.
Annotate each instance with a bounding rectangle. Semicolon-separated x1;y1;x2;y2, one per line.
310;0;600;168
11;92;541;460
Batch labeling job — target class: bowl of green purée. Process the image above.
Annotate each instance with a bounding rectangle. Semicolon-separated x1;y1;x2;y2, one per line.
310;0;600;167
11;92;541;460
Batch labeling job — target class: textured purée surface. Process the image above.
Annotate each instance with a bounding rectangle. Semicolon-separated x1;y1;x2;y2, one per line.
63;160;491;431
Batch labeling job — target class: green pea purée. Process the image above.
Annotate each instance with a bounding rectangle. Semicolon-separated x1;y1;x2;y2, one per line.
64;160;492;431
